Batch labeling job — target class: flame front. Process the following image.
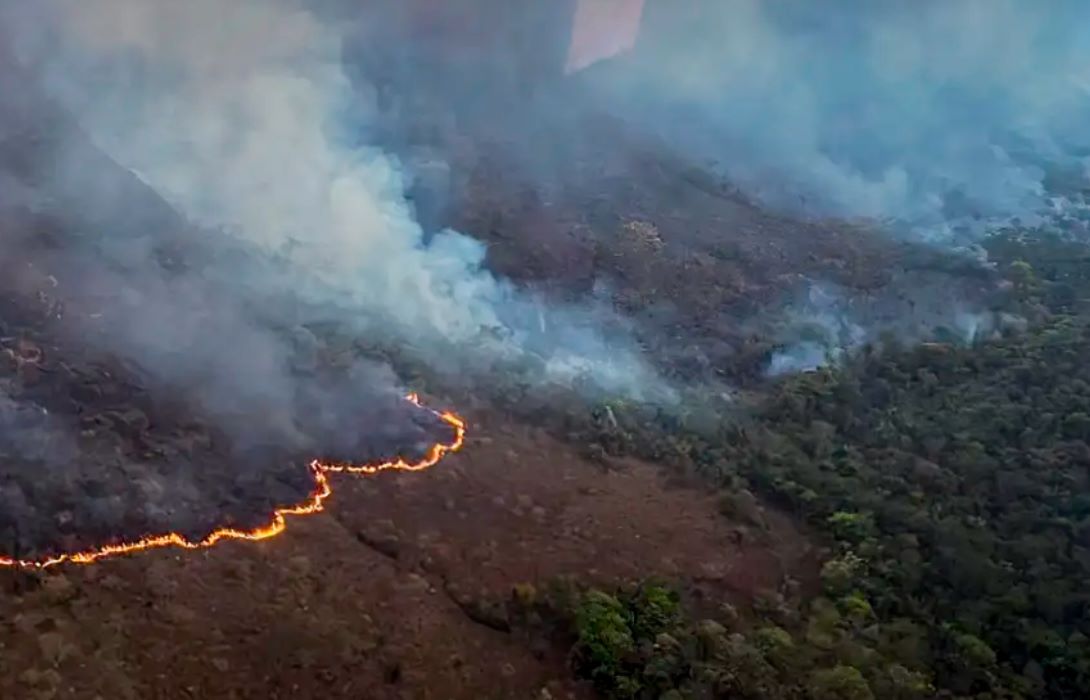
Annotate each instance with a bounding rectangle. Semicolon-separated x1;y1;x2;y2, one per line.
0;395;466;570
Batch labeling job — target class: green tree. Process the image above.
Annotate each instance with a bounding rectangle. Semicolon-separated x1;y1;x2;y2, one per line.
630;584;681;642
573;591;637;694
809;665;874;700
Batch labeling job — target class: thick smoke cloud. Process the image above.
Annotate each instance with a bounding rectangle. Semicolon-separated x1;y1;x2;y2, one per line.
583;0;1090;237
2;0;664;403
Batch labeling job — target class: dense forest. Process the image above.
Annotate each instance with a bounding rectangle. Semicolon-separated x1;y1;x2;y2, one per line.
511;231;1090;699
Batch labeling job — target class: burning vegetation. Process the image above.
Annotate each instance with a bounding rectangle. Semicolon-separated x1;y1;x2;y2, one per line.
0;392;464;570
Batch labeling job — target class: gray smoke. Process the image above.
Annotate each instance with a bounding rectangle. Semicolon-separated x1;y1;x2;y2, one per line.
764;280;1027;377
1;0;667;405
581;0;1090;238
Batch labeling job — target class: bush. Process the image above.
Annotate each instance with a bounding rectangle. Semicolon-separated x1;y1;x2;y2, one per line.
573;590;637;694
809;665;874;700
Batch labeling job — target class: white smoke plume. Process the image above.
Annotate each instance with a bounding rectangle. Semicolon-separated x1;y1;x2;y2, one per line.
1;0;665;400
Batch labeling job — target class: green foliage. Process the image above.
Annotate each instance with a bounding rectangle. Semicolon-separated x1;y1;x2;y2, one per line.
574;591;637;695
569;584;687;698
752;625;797;671
554;580;933;700
630;584;681;642
819;552;863;596
1008;260;1040;299
726;292;1090;697
838;592;875;625
872;663;934;700
953;632;998;668
826;512;876;543
808;665;874;700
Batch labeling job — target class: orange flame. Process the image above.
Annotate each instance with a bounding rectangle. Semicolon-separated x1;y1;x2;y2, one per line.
0;394;466;570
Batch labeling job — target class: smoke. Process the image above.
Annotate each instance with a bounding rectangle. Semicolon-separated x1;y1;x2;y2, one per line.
0;385;77;466
0;0;676;556
1;0;665;403
766;285;866;376
581;0;1090;237
764;280;1028;376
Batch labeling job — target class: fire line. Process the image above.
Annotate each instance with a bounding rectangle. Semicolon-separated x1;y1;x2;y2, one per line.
0;393;466;571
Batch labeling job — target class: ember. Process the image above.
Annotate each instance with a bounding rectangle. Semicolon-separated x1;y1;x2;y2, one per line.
0;393;465;570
